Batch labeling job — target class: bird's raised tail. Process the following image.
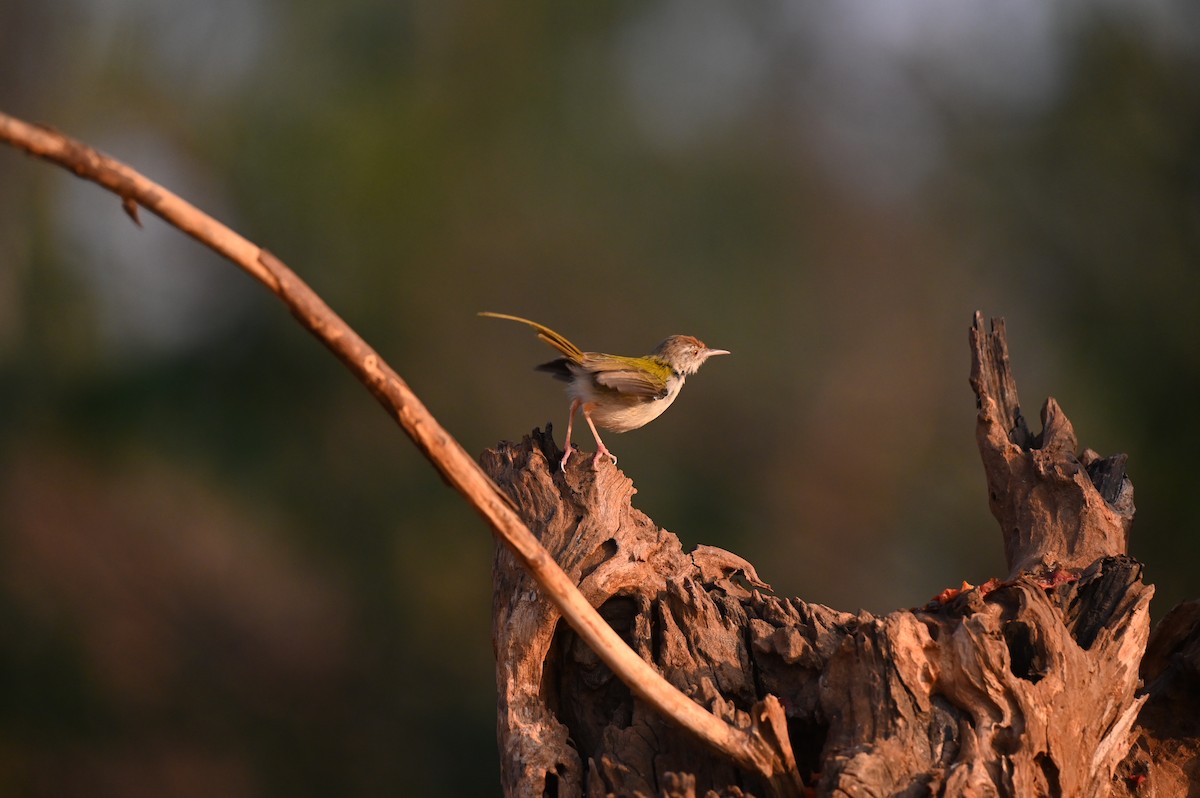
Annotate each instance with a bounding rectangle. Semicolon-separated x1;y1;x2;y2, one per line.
478;312;585;362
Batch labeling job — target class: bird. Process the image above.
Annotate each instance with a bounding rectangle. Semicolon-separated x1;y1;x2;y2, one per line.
480;312;729;470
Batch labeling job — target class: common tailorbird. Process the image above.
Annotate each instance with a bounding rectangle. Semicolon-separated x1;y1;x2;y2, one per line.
480;312;729;469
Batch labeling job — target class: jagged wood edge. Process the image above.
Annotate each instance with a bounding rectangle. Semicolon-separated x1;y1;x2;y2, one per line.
969;312;1133;576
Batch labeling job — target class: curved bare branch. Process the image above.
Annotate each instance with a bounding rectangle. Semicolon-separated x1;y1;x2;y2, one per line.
0;110;802;795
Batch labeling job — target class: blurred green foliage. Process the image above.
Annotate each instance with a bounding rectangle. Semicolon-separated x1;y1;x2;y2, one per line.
1;2;1198;795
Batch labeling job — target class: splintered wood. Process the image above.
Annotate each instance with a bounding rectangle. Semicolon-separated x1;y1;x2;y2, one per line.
969;313;1134;576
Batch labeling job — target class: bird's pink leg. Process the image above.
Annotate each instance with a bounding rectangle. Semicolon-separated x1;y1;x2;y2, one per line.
560;398;580;471
583;404;617;467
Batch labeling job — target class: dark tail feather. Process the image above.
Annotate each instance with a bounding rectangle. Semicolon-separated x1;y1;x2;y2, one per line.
535;358;575;382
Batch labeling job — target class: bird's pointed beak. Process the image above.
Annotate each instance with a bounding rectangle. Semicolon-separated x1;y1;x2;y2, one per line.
706;348;731;357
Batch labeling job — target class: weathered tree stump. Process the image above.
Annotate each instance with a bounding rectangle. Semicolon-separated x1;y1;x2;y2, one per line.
482;314;1198;797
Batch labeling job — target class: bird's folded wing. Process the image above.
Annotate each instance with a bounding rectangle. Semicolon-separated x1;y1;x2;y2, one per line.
585;354;672;398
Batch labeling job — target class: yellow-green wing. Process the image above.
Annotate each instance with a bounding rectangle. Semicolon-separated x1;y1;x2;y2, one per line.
478;312;584;362
584;353;673;398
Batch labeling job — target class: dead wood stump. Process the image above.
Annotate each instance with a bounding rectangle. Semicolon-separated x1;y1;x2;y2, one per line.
481;314;1194;798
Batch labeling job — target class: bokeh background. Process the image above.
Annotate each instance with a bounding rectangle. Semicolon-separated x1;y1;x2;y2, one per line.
2;1;1198;795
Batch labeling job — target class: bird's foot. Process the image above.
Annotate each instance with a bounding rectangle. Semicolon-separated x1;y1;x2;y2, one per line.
592;447;617;467
559;444;576;472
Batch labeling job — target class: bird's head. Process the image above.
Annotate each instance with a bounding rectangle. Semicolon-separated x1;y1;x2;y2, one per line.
652;335;730;376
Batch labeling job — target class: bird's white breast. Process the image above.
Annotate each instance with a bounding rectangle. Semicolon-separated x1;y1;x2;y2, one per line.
570;374;685;433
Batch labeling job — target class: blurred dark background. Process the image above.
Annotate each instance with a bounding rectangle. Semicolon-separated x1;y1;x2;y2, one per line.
1;1;1198;795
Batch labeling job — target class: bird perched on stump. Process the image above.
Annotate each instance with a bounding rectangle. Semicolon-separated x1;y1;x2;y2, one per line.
480;312;729;470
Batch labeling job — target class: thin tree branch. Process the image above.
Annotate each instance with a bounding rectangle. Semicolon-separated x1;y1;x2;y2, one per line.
0;110;802;795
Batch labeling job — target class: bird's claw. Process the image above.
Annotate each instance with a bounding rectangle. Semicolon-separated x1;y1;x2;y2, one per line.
592;449;617;468
560;443;616;471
